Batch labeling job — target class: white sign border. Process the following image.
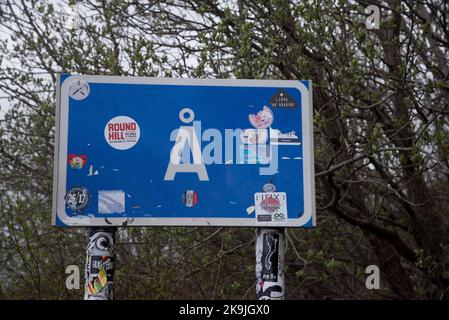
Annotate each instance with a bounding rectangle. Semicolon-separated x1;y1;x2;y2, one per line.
52;75;315;227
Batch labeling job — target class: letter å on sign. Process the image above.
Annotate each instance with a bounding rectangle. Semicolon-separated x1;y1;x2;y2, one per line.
52;74;315;227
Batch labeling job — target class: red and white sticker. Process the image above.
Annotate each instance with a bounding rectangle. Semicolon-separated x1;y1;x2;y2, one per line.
104;116;140;150
254;192;287;224
183;190;198;207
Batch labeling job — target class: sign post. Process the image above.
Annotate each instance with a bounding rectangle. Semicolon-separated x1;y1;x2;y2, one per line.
52;75;315;299
84;227;116;300
256;228;285;299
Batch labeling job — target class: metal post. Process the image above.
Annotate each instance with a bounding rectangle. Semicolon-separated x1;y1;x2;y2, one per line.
84;227;117;300
256;228;285;300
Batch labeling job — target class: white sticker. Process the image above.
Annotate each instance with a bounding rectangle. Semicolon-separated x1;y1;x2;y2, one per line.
104;116;140;150
269;128;301;145
98;190;125;214
69;79;90;100
254;192;287;224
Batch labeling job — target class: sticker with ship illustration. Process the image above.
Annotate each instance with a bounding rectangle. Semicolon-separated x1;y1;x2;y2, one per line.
269;128;300;145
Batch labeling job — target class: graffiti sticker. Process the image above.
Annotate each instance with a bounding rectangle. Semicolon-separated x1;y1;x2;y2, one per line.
68;154;87;169
65;186;90;212
256;229;285;300
261;233;280;281
85;231;115;300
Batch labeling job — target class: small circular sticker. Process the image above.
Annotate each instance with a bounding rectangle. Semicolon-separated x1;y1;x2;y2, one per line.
183;190;198;207
65;186;90;213
263;183;276;193
104;116;140;150
69;79;90;100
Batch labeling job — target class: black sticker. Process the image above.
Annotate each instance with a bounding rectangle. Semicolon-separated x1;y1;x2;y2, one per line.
65;186;90;212
269;89;297;108
261;233;279;281
257;214;272;222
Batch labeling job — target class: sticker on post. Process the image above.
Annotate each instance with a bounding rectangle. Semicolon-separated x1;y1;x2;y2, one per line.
104;116;140;150
254;192;287;224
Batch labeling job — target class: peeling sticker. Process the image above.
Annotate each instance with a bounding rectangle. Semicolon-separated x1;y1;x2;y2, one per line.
225;160;233;165
112;168;119;172
246;205;255;215
229;201;237;205
249;106;273;129
255;192;287;224
127;194;131;198
281;157;290;160
65;186;90;213
98;190;125;214
87;165;99;176
132;205;141;209
294;156;302;160
183;190;198;207
155;204;162;208
68;154;87;169
104;116;140;150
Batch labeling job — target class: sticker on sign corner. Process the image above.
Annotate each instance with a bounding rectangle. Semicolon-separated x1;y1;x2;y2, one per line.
104;116;140;150
65;186;90;213
254;192;287;224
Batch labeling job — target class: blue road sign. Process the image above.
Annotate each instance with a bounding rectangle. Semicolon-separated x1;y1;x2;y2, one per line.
52;75;315;227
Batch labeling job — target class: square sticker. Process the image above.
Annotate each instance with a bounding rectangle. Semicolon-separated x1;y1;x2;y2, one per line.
98;190;125;214
254;192;287;224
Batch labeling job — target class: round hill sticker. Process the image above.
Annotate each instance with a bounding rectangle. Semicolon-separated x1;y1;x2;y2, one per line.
104;116;140;150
